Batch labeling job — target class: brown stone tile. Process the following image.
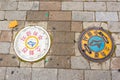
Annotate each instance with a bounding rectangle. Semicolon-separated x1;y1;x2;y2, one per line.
49;43;74;56
40;2;61;10
0;54;19;67
0;31;12;42
27;11;49;20
111;57;120;69
47;21;71;31
45;56;70;69
50;32;74;43
71;22;83;32
49;11;71;21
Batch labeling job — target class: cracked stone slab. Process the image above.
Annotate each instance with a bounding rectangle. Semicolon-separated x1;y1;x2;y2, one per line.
0;54;19;67
6;67;31;80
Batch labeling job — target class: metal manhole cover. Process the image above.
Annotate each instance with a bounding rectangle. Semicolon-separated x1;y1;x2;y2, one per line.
14;26;51;62
78;27;114;62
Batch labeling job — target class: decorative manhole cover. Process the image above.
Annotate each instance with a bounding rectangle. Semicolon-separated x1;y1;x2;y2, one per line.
14;26;51;62
78;27;114;62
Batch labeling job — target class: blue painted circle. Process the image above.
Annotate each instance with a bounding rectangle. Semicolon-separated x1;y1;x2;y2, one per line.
88;36;105;52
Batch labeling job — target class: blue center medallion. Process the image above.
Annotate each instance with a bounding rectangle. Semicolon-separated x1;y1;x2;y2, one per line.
88;36;105;52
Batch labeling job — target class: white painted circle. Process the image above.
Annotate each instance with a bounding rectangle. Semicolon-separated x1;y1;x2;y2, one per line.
14;26;51;62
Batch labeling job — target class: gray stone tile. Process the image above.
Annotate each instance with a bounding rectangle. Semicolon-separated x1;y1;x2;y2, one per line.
0;2;17;10
84;2;106;11
6;67;31;80
58;69;84;80
115;45;120;57
0;11;5;20
0;54;19;67
0;42;10;54
0;21;11;30
108;22;120;32
107;2;120;11
18;2;39;10
32;68;57;80
5;11;26;20
62;2;83;10
96;12;118;21
85;70;111;80
112;70;120;80
71;56;90;69
0;67;6;80
72;11;94;21
45;56;71;69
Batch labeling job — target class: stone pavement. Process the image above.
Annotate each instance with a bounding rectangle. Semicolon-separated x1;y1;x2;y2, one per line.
0;0;120;80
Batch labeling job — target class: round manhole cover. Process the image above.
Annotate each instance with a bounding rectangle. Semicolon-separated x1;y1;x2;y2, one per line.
78;27;114;62
14;26;51;62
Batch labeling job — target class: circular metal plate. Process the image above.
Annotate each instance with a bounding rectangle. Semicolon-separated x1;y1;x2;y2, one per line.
78;27;114;62
14;26;51;62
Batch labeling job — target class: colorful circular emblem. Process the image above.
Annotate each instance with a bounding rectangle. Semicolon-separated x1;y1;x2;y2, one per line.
78;27;114;62
14;26;51;62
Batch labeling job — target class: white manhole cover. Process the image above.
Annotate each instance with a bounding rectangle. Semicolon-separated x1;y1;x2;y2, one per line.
14;26;51;62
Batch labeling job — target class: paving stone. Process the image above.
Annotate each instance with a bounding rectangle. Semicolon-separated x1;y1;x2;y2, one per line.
50;32;74;43
85;70;111;80
102;59;110;70
47;21;71;31
27;11;48;20
116;45;120;57
0;11;5;20
5;11;26;20
49;11;71;21
0;21;11;30
112;33;120;44
62;2;83;10
72;11;94;21
71;56;90;69
20;62;32;68
25;21;47;29
0;54;19;67
112;70;120;80
108;22;120;32
0;31;12;42
58;69;84;80
73;0;94;1
0;42;10;54
75;33;81;56
84;2;106;11
10;43;16;54
6;67;31;80
0;67;6;80
83;22;108;30
40;1;61;10
111;57;120;69
18;2;39;10
96;0;117;2
32;68;57;80
90;62;102;69
107;2;120;11
71;22;82;32
96;12;118;21
49;43;74;56
45;56;71;69
32;60;44;68
0;2;17;10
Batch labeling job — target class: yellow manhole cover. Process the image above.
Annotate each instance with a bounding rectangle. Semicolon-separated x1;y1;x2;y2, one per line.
78;27;114;62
